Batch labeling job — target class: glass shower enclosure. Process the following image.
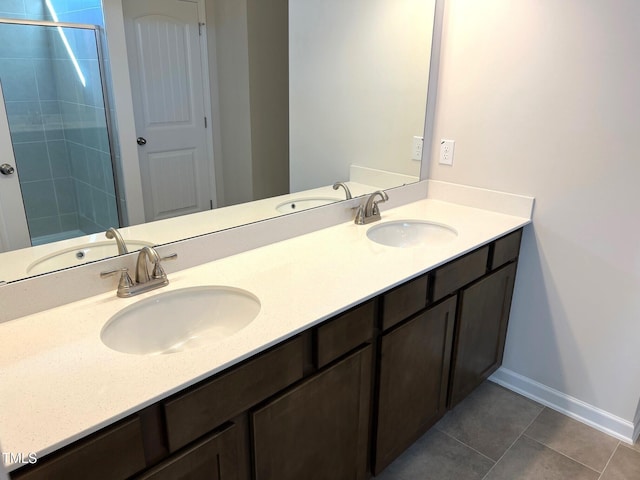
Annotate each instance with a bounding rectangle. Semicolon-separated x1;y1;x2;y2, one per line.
0;17;120;247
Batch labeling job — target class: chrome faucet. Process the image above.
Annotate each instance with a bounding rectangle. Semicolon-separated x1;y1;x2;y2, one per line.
354;190;389;225
101;246;177;298
105;227;128;255
333;182;352;200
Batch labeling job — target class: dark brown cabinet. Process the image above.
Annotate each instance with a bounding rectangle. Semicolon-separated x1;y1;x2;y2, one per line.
374;296;456;474
316;300;375;368
10;229;523;480
252;346;373;480
432;246;488;302
11;418;146;480
163;337;305;452
381;274;429;330
449;262;518;407
135;423;240;480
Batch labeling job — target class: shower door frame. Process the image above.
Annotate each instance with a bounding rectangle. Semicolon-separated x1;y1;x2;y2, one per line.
0;80;30;252
0;17;123;251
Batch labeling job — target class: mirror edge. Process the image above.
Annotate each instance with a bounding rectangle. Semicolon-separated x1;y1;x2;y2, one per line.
421;0;445;183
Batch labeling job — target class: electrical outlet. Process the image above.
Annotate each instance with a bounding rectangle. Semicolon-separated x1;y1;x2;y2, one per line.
411;136;424;161
439;139;455;165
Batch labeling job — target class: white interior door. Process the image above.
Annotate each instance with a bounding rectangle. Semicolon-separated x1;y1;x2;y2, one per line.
123;0;214;222
0;81;30;253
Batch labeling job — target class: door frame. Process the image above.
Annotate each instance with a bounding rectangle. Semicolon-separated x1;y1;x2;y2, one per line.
0;80;30;253
103;0;217;226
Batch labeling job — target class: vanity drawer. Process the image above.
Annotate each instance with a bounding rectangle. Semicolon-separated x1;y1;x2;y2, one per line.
432;246;489;302
163;336;305;452
381;274;429;331
317;300;375;368
12;417;145;480
491;229;522;270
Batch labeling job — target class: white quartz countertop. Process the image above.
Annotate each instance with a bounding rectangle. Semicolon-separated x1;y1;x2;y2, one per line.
0;197;530;472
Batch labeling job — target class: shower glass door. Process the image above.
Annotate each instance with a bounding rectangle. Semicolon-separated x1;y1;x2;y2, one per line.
0;18;119;248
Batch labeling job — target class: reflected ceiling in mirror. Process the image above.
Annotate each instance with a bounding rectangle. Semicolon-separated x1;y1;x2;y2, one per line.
0;0;437;283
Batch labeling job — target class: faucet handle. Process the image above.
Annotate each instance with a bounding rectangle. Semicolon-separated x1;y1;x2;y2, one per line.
151;253;177;280
100;267;129;279
354;204;366;225
151;263;166;280
160;253;178;262
100;267;135;296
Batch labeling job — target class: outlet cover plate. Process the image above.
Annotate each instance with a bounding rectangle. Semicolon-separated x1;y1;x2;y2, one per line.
439;139;455;166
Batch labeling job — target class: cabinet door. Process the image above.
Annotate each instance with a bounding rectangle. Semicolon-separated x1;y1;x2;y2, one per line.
135;423;239;480
374;297;456;474
252;346;372;480
449;262;517;407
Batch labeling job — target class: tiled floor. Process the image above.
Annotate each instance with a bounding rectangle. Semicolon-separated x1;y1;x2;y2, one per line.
376;381;640;480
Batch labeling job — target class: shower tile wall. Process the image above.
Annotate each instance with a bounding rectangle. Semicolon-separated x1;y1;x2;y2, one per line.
49;25;119;236
0;0;47;21
47;0;122;233
0;2;78;240
0;0;119;242
48;0;103;25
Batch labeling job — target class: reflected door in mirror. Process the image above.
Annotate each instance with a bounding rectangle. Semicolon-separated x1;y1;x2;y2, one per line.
124;0;215;222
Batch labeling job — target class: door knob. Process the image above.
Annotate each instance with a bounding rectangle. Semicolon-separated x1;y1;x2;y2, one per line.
0;163;15;175
137;137;147;146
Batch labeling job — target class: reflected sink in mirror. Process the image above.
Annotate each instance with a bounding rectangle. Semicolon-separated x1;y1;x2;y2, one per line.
26;240;154;275
101;286;261;355
367;220;458;248
0;0;439;284
276;197;342;213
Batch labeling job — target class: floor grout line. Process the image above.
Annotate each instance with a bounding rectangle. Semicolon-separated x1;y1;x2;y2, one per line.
381;383;630;480
597;442;621;480
437;428;497;465
479;405;545;480
522;433;603;475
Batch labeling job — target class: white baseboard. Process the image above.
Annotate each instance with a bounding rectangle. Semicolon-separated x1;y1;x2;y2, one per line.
490;367;636;444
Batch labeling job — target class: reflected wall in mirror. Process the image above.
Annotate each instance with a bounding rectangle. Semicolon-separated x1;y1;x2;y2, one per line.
0;0;437;283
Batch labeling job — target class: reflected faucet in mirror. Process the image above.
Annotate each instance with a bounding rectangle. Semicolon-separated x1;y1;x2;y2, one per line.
0;0;437;282
333;182;353;200
105;228;128;255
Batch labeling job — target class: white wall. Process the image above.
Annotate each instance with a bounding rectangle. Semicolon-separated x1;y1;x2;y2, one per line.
246;0;289;201
430;0;640;430
207;0;254;207
208;0;289;206
289;0;434;192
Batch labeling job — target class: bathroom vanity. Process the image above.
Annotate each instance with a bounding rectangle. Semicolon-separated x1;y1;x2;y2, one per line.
0;189;532;479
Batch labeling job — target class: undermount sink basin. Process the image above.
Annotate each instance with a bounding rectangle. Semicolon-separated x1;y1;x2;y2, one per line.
101;286;261;355
26;240;153;275
276;197;341;213
367;220;458;248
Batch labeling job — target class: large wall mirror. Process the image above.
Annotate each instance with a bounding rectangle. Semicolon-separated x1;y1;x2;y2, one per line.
0;0;437;283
